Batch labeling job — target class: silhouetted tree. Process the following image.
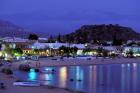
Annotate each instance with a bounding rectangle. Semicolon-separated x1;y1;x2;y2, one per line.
71;46;78;56
12;48;23;56
83;48;91;54
112;35;117;45
112;35;123;46
28;34;38;40
57;33;62;42
66;35;70;43
3;45;13;55
47;35;55;43
59;46;78;57
97;47;104;56
59;46;69;57
102;50;108;57
126;49;134;58
0;44;1;50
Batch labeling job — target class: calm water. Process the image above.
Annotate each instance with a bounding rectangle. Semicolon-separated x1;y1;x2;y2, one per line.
14;63;140;93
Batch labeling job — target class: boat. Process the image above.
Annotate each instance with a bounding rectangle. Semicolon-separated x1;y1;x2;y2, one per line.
40;70;55;73
39;69;55;74
13;81;40;86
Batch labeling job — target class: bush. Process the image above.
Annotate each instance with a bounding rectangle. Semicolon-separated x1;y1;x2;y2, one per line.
1;68;7;73
34;69;39;72
1;68;13;75
19;64;31;71
0;63;3;67
0;82;5;89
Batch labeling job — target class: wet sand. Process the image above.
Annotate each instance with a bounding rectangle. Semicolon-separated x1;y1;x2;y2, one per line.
0;72;83;93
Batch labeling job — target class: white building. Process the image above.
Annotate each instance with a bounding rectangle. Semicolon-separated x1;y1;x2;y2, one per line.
32;41;85;49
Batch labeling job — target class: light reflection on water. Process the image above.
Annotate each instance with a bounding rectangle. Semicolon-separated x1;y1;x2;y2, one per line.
14;63;140;93
59;67;67;88
28;69;37;81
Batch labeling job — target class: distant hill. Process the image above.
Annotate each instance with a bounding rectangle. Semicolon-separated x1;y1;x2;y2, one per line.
0;20;48;38
0;20;31;38
63;24;140;43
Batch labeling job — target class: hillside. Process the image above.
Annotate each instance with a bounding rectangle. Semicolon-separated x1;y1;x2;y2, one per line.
0;20;31;38
63;24;140;43
0;20;48;38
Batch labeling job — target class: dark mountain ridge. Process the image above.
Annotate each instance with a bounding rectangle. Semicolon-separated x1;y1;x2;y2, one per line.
0;20;48;38
63;24;140;43
0;20;31;38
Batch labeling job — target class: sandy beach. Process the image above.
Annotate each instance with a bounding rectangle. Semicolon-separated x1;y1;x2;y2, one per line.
6;57;140;70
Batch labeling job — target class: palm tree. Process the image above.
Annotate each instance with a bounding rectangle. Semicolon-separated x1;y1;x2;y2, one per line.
12;47;23;57
71;46;78;57
3;45;13;61
96;47;103;56
59;46;67;56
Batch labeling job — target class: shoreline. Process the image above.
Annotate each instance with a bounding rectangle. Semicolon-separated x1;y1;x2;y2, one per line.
5;57;140;71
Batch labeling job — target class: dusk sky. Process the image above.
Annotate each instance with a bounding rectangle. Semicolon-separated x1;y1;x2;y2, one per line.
0;0;140;35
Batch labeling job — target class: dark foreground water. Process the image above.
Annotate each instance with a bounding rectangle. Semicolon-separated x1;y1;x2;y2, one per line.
14;63;140;93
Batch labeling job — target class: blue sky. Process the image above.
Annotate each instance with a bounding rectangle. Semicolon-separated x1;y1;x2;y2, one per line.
0;0;140;35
